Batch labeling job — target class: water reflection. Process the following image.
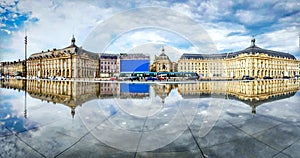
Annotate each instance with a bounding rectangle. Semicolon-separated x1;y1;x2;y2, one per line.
1;79;300;155
1;79;299;117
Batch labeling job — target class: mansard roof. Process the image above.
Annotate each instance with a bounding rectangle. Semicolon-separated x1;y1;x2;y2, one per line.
180;53;227;60
180;39;296;60
99;53;118;59
28;36;98;60
232;45;296;59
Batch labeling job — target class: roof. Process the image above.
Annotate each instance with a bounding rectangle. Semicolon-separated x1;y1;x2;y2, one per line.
28;36;98;60
99;53;118;59
180;39;296;60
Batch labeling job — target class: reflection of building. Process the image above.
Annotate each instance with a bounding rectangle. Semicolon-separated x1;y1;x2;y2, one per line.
298;61;300;74
26;80;101;118
178;80;300;113
0;59;25;77
0;80;150;117
1;79;299;116
120;83;150;98
0;79;26;90
178;38;299;78
151;46;177;72
27;36;99;79
152;84;176;103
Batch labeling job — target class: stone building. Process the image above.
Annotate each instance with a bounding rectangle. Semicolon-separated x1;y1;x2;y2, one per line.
99;54;119;77
119;53;150;73
0;59;25;77
27;36;99;79
178;38;299;78
151;46;176;72
99;53;150;77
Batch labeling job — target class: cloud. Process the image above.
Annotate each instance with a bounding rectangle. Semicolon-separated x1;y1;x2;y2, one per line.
1;0;117;61
1;29;11;34
83;7;218;58
235;10;274;25
257;26;300;59
0;0;300;62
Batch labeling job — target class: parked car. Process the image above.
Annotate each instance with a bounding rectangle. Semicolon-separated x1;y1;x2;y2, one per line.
110;76;118;81
263;76;273;79
282;76;290;79
129;75;139;81
48;76;56;80
183;72;199;80
157;74;167;81
16;76;22;80
145;76;157;81
56;76;66;80
242;75;254;80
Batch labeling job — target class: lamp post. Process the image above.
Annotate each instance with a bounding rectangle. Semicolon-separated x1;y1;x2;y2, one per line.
24;33;27;79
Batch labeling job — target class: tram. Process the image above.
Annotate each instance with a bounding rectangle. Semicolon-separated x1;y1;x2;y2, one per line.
117;72;199;81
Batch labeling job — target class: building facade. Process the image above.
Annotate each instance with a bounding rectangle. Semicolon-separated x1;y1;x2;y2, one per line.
27;36;99;79
99;53;150;77
178;38;299;78
0;59;25;77
120;53;150;73
99;54;119;77
151;46;176;72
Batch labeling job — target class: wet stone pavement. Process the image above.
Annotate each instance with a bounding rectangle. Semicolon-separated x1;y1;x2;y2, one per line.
0;79;300;158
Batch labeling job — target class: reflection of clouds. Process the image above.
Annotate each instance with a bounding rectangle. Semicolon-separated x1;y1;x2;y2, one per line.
1;80;300;155
257;92;300;125
80;86;201;152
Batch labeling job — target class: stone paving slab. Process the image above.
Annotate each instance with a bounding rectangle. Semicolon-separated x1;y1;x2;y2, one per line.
253;124;300;152
16;120;87;158
233;115;282;135
56;132;134;158
202;135;279;158
281;139;300;158
196;120;248;148
0;135;43;158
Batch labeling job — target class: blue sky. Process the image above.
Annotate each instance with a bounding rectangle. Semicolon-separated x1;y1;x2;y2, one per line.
0;0;300;62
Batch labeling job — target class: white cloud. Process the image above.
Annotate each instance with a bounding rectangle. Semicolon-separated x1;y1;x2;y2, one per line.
258;27;300;55
203;22;249;52
1;29;11;34
0;7;5;13
235;10;274;25
1;0;117;61
83;7;218;58
1;0;300;61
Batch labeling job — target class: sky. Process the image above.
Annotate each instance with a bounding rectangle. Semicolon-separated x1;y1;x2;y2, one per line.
0;0;300;62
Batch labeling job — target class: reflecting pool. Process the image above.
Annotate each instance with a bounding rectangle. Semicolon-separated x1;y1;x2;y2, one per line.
1;79;300;157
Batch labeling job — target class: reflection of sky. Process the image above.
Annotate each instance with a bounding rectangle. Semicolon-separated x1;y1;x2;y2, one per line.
1;82;300;155
0;89;37;135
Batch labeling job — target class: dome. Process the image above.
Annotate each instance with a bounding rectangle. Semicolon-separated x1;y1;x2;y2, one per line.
157;46;171;61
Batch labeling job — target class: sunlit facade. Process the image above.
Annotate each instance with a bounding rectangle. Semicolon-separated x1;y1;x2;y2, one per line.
27;36;99;79
151;46;177;72
0;59;25;77
178;39;299;78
